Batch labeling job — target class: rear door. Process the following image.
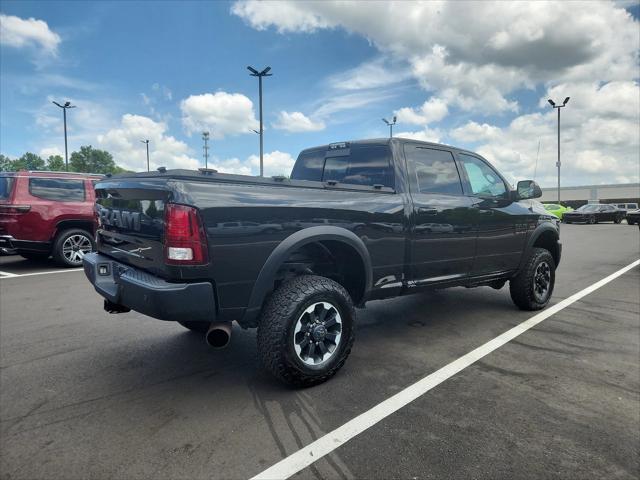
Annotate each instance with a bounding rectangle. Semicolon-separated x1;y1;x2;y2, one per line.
456;152;527;275
403;144;476;285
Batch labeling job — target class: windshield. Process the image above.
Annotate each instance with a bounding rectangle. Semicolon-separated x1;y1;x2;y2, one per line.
0;176;15;200
576;205;598;212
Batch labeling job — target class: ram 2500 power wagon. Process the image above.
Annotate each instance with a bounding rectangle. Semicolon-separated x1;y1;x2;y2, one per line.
83;138;561;386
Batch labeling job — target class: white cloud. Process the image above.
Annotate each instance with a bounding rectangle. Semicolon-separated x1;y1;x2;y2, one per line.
450;122;502;143
97;114;199;172
232;1;639;114
231;0;336;33
0;14;61;55
210;157;253;176
463;82;640;187
272;111;325;132
395;97;448;126
210;150;295;177
248;150;296;177
39;146;63;158
180;91;258;138
327;57;411;91
395;128;442;144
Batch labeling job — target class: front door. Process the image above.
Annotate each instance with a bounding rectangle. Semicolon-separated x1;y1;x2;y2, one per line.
456;153;528;276
404;144;476;286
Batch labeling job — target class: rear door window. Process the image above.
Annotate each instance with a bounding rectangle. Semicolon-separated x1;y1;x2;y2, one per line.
0;176;15;200
291;144;394;188
404;145;462;195
29;178;85;201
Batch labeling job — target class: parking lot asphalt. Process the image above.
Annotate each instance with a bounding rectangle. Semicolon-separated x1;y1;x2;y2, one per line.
0;223;638;480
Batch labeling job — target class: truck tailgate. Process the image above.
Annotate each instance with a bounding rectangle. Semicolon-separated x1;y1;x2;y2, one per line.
95;182;171;277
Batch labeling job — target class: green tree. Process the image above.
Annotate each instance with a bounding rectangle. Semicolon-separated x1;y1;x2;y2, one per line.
0;154;14;172
69;145;117;174
12;152;45;171
46;155;65;171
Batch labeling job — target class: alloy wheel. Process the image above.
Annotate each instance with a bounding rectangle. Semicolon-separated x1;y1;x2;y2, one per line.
532;261;551;303
293;301;343;366
62;234;92;265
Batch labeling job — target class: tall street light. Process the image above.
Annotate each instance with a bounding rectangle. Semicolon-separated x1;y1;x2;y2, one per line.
247;66;272;177
52;101;76;171
547;97;570;203
382;116;397;138
140;139;150;172
202;131;210;169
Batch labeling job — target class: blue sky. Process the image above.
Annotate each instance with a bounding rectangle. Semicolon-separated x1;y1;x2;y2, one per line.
1;1;638;186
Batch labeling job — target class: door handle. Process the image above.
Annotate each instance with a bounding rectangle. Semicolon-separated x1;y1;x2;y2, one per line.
417;207;438;215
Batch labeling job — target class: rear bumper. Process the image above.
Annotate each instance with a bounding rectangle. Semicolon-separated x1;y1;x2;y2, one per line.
0;235;50;252
83;252;216;323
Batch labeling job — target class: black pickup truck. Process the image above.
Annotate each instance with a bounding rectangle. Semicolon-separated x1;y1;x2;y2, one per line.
83;138;561;386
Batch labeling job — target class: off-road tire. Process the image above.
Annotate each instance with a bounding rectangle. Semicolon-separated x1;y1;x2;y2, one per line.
178;321;210;333
18;251;50;261
509;247;556;311
52;229;95;267
257;275;355;387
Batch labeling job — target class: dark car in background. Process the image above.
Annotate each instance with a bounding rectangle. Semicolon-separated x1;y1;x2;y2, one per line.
0;170;102;266
563;203;624;224
625;209;640;226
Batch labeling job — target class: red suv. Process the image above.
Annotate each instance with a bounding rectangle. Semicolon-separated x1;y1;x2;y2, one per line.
0;171;103;267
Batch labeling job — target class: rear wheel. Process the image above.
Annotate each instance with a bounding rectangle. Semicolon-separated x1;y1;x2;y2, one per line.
18;251;49;261
52;229;95;267
509;248;556;311
257;275;355;387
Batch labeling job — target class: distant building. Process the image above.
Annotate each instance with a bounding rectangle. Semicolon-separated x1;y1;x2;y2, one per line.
540;183;640;208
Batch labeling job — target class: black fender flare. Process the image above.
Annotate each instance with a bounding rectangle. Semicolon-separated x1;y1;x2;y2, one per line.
241;226;373;327
518;223;561;272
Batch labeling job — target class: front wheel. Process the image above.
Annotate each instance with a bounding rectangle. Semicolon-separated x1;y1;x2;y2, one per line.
509;248;556;311
257;275;355;387
588;216;596;224
52;229;95;267
614;217;622;224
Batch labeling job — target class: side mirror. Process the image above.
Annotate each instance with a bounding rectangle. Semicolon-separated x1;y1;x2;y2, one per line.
516;180;542;200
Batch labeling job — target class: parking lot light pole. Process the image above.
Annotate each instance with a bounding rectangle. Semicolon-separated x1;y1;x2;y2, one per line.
247;66;272;177
52;101;76;171
547;97;570;203
140;139;150;172
382;116;397;138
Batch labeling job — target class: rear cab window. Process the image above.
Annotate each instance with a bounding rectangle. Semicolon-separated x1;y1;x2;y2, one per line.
29;178;85;201
291;143;395;189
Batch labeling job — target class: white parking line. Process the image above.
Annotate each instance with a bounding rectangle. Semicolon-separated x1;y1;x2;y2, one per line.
0;268;82;279
251;259;640;480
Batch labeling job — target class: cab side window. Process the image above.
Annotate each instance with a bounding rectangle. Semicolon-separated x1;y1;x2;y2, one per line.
458;153;507;198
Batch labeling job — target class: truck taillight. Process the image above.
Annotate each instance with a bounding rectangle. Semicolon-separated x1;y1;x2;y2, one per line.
0;205;31;214
164;204;209;265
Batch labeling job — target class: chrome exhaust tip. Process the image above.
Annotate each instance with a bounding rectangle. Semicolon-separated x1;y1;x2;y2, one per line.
205;321;232;348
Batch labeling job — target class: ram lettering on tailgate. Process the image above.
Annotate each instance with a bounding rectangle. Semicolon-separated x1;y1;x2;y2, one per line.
98;207;141;231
